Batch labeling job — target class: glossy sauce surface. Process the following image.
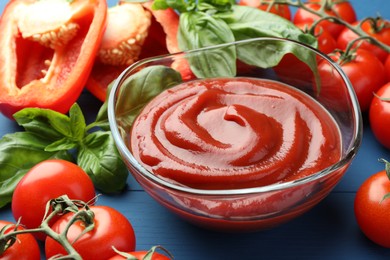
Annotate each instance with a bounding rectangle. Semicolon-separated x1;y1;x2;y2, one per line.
130;77;341;189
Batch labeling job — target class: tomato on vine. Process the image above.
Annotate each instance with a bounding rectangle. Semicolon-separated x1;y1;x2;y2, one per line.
0;220;40;260
326;48;386;112
385;55;390;81
369;82;390;149
296;23;337;54
293;0;356;38
109;246;172;260
11;159;96;240
45;205;136;260
354;159;390;248
239;0;291;20
337;18;390;63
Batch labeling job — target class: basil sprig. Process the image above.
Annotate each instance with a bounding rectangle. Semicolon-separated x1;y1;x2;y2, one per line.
153;0;318;79
0;103;128;208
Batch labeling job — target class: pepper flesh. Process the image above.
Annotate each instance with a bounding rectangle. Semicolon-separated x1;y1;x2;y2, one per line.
0;0;107;119
85;3;191;102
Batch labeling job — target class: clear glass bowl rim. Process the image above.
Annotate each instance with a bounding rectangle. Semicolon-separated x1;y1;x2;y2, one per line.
108;36;363;196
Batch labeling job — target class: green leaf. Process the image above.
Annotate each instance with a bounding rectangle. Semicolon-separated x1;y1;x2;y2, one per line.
216;5;320;90
178;12;236;78
93;82;115;131
219;5;317;47
115;65;183;132
0;132;73;208
44;137;79;152
13;107;73;139
77;131;128;193
152;0;189;12
69;103;87;141
198;0;234;13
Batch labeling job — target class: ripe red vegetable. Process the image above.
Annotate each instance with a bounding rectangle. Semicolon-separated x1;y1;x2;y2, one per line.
355;160;390;248
45;206;136;260
12;159;96;240
369;82;390;149
293;0;356;38
337;19;390;63
327;49;386;112
86;2;186;102
0;0;107;119
0;220;40;260
239;0;291;20
85;2;152;102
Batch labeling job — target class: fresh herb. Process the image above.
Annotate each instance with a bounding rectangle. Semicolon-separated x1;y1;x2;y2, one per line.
152;0;318;79
0;103;128;208
104;65;183;132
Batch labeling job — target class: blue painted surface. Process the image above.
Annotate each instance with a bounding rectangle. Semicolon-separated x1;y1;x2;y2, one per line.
0;0;390;259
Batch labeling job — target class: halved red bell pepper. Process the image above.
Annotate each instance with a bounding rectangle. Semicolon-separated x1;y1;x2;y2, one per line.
85;2;193;102
0;0;107;119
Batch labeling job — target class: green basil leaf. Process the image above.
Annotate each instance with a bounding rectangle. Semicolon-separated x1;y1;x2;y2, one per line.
178;12;236;78
115;65;182;131
45;137;79;152
13;107;73;139
77;131;128;193
93;82;115;131
69;103;86;141
215;5;319;88
218;5;317;47
152;0;169;10
0;132;73;208
198;0;234;13
235;37;317;70
152;0;188;12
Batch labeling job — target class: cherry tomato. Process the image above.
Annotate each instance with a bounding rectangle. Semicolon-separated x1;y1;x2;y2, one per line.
239;0;291;20
385;55;390;81
354;164;390;248
0;220;41;260
108;247;171;260
45;205;136;260
337;19;390;63
293;0;356;38
327;49;386;112
11;159;96;240
369;82;390;149
296;23;337;54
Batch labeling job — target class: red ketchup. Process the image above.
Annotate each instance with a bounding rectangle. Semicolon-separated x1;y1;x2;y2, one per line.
130;77;341;190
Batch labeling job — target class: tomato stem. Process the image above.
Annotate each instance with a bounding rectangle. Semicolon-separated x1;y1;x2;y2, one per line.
0;195;95;260
270;0;390;53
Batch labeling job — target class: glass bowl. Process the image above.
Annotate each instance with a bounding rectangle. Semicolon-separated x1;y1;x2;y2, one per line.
108;37;362;232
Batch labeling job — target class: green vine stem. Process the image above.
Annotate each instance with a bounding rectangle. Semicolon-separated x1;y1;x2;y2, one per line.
379;158;390;202
265;0;390;53
0;195;95;260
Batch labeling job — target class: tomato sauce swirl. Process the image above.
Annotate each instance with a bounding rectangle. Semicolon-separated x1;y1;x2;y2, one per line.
130;77;341;189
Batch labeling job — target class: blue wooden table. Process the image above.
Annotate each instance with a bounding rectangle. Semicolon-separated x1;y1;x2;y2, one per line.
1;1;390;259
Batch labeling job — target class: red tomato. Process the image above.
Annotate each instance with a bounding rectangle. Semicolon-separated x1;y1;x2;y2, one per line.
293;0;356;38
0;220;41;260
11;159;96;240
337;19;390;63
354;165;390;248
108;250;170;260
296;23;337;54
385;55;390;81
239;0;291;20
327;49;386;112
45;206;136;260
369;82;390;149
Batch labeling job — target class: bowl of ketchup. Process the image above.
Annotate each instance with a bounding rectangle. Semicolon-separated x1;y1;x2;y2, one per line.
108;37;362;232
